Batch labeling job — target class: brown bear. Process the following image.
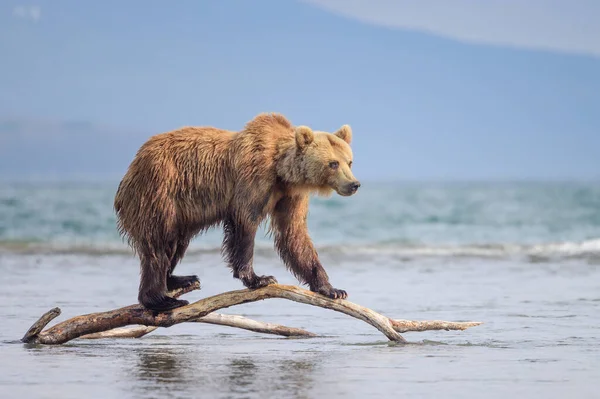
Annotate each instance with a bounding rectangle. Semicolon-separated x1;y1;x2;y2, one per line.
114;113;360;311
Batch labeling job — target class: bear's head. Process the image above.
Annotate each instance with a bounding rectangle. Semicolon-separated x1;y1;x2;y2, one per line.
279;124;360;197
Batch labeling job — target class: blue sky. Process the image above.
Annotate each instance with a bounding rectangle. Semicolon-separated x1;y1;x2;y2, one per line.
1;0;599;181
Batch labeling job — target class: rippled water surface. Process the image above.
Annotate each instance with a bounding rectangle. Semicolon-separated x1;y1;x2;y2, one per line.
1;182;599;398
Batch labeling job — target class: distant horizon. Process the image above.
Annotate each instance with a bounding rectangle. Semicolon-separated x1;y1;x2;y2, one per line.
2;1;599;181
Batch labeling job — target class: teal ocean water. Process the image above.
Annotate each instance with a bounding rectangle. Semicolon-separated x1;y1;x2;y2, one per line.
1;181;599;399
1;181;599;260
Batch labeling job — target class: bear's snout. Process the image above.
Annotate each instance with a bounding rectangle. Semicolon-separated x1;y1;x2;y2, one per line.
344;181;361;196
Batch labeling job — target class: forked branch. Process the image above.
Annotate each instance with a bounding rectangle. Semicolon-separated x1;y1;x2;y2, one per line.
22;284;482;345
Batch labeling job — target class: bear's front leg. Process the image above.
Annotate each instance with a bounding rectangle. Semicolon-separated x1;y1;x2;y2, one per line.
222;216;278;289
272;195;348;300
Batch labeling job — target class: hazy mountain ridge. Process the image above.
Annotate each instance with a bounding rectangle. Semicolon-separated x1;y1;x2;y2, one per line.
0;118;145;179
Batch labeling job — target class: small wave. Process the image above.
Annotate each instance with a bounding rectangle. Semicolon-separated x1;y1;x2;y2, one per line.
0;241;223;256
317;239;600;261
527;239;600;258
0;241;134;256
0;241;285;258
1;239;599;262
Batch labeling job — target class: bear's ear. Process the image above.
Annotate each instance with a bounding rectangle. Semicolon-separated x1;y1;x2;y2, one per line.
334;125;352;144
295;126;314;149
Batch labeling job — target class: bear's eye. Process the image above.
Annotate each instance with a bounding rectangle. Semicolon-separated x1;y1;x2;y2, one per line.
329;161;339;169
348;161;353;168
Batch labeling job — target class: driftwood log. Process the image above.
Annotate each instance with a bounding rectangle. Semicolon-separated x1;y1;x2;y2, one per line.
22;282;482;345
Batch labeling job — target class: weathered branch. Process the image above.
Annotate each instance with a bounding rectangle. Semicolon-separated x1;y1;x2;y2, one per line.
81;313;481;341
192;313;318;337
22;284;482;345
81;313;317;340
23;282;201;343
21;307;61;342
391;319;483;333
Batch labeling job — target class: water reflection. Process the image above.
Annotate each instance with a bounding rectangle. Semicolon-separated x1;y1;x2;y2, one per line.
128;344;319;399
268;359;317;398
226;358;259;396
133;346;188;385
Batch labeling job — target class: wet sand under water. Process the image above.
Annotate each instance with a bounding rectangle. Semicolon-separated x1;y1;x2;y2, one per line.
1;251;599;399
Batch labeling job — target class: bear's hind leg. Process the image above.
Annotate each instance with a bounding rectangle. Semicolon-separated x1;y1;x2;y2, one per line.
166;238;200;291
222;217;277;289
139;250;189;311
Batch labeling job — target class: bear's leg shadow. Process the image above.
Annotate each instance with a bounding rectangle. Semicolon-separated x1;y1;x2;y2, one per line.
166;237;200;291
222;217;277;289
139;250;190;311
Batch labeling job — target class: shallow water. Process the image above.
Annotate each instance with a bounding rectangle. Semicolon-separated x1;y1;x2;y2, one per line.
1;251;599;399
1;182;599;398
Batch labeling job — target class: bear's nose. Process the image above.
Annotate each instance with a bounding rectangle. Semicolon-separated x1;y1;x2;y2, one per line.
350;181;361;192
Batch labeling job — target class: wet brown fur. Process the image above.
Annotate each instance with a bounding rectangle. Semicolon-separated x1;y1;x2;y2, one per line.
114;113;359;310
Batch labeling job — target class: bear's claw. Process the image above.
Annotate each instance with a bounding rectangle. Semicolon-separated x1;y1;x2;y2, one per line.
167;275;200;291
142;296;189;312
244;275;278;289
315;286;348;300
